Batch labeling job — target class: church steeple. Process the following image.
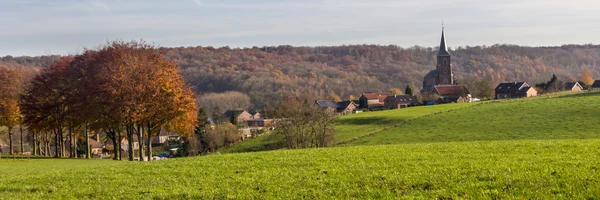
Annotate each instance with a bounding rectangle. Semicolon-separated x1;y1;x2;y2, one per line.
437;25;450;56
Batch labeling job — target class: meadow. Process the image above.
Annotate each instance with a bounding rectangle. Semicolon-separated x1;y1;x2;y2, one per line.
2;91;600;199
1;139;599;199
221;102;476;153
345;92;600;146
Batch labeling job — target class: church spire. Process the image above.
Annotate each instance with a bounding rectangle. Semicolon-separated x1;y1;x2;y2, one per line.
438;24;450;56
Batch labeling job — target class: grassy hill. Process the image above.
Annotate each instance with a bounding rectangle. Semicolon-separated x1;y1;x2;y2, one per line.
2;91;600;199
224;91;600;152
1;139;599;199
221;102;477;153
345;91;600;146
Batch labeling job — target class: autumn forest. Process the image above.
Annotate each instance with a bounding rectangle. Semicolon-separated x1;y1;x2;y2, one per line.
2;44;599;110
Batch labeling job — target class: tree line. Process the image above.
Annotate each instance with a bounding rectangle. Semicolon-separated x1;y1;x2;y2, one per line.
5;44;599;109
1;41;198;161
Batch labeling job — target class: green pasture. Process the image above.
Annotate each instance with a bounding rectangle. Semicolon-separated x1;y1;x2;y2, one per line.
222;102;477;153
346;91;600;146
1;139;599;199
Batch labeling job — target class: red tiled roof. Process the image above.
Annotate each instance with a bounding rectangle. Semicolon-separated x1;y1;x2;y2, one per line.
433;85;469;96
362;93;388;99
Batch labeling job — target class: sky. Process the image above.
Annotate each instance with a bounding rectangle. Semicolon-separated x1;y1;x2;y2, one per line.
1;0;599;56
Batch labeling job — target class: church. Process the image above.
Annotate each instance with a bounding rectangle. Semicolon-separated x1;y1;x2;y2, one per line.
421;27;470;103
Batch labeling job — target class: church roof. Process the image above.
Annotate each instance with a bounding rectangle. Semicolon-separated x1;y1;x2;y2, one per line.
424;70;438;78
438;27;450;56
432;85;469;96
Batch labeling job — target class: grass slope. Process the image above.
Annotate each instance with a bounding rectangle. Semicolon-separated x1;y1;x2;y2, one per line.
1;139;599;199
346;91;600;146
222;103;476;153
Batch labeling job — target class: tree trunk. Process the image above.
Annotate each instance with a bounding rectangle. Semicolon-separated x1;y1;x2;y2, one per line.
85;125;90;159
117;130;122;160
32;130;37;156
19;126;24;154
138;124;144;161
54;128;59;157
147;122;152;162
68;126;73;158
59;128;64;157
73;127;78;158
8;127;13;155
109;132;117;160
127;125;134;161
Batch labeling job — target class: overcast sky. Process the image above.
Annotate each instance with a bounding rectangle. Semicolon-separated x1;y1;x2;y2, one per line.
1;0;599;56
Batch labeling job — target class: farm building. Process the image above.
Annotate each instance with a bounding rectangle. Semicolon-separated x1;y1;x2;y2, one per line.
564;82;583;91
544;78;583;93
429;85;470;103
314;100;358;114
590;80;600;90
314;100;339;113
247;118;275;128
495;82;537;99
384;95;418;109
336;100;358;114
358;93;388;110
223;110;254;123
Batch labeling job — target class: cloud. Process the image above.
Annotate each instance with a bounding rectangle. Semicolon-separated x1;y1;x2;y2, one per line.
1;0;599;56
88;0;113;16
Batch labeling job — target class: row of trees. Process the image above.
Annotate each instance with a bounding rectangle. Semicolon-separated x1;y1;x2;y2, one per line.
1;41;198;161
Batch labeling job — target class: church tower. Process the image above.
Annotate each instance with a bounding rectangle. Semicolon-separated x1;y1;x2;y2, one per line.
436;27;453;85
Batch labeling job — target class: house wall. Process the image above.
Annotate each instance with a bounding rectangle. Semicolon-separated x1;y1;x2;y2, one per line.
495;92;510;99
236;111;253;122
384;98;409;109
367;99;379;105
570;85;582;92
358;96;368;109
247;120;274;127
340;103;356;114
526;88;537;97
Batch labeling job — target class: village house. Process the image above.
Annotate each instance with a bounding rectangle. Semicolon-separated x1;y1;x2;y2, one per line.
544;78;583;93
89;134;104;155
384;95;418;109
152;129;181;145
247;118;275;128
223;110;254;123
250;111;261;119
336;100;358;114
314;100;358;114
495;82;537;99
564;82;584;92
429;85;471;103
121;136;140;152
358;93;387;110
592;80;600;90
314;100;339;113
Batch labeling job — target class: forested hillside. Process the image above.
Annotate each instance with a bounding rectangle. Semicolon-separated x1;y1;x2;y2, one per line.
3;44;600;109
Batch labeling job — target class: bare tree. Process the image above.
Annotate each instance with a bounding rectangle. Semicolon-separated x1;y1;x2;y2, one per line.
197;91;251;117
266;96;337;149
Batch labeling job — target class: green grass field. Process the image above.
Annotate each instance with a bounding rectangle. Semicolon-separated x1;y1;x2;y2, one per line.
2;91;600;199
345;92;600;146
221;102;477;153
1;139;599;199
